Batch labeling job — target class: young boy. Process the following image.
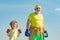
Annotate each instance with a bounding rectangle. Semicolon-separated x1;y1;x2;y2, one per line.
6;20;21;40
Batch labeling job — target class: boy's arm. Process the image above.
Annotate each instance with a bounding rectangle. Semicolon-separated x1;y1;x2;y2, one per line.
17;29;22;37
6;29;10;37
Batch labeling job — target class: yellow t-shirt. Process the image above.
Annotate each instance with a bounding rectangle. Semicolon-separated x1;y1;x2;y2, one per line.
28;12;44;27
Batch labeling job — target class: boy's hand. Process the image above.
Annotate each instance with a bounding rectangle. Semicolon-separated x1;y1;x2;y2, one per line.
6;29;11;37
17;29;22;37
6;29;10;33
18;29;22;33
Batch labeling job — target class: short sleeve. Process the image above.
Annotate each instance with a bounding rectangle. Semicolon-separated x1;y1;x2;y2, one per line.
28;13;32;21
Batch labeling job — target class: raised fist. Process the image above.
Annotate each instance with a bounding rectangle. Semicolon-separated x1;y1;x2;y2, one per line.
6;29;10;33
18;29;21;33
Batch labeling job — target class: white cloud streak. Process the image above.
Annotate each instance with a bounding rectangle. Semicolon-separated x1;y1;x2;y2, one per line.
55;8;60;11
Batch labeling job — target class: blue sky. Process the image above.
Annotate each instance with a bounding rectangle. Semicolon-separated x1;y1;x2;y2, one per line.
0;0;60;40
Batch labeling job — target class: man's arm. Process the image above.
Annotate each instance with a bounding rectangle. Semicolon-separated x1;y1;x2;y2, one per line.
25;19;30;37
43;24;48;38
26;19;30;29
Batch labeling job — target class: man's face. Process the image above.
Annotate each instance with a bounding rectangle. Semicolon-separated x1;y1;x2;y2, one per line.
35;8;40;13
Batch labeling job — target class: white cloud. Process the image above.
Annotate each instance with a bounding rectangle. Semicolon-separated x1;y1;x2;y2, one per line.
54;8;60;16
55;8;60;11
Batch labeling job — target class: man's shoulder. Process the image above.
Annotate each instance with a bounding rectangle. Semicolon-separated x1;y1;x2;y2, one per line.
28;12;35;18
30;12;35;14
29;12;35;15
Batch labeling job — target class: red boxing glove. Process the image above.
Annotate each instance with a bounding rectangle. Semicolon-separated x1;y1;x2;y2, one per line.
18;29;21;33
6;29;10;33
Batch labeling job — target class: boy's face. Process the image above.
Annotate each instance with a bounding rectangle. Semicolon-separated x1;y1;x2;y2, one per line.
11;22;18;29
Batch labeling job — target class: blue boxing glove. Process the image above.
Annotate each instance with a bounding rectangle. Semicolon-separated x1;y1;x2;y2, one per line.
44;30;48;38
25;29;30;37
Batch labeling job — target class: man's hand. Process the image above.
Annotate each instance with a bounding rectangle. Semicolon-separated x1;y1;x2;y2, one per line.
25;29;30;37
44;30;48;38
25;19;30;37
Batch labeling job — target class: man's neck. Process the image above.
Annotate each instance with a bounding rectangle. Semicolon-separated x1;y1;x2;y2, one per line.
35;12;40;15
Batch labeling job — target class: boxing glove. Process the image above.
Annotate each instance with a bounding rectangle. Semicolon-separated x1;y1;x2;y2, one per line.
44;30;48;38
18;29;22;33
25;29;30;37
6;29;10;33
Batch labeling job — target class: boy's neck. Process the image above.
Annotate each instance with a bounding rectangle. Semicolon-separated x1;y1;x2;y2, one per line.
12;28;17;30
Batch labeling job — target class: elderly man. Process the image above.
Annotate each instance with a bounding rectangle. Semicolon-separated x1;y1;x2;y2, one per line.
25;5;48;40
